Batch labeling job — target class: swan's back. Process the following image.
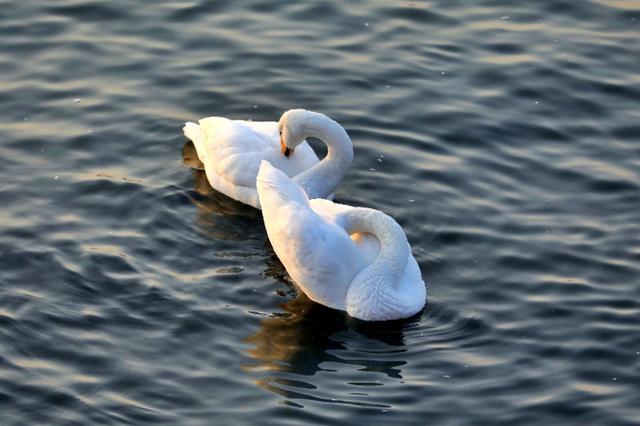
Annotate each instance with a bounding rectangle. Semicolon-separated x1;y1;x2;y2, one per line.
200;118;275;188
257;162;368;310
202;118;317;185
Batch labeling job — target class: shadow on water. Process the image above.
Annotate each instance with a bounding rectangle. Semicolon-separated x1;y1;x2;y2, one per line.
181;140;204;171
241;254;424;408
183;141;264;242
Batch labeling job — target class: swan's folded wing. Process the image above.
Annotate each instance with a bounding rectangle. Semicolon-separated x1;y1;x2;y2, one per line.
275;203;362;309
258;162;365;309
200;118;275;188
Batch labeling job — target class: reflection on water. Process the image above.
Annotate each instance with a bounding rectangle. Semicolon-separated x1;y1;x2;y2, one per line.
181;140;204;171
243;255;416;408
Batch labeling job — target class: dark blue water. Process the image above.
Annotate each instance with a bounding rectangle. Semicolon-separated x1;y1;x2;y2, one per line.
1;1;639;424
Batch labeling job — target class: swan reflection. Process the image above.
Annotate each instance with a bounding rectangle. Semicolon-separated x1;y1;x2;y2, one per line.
243;255;419;406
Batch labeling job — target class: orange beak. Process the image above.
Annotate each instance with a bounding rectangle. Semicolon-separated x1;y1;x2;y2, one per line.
280;136;293;157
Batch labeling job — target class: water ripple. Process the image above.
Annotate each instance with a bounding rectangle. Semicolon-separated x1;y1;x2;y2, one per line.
1;0;639;425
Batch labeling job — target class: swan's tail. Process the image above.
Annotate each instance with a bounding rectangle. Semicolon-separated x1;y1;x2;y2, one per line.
183;122;206;164
257;161;309;209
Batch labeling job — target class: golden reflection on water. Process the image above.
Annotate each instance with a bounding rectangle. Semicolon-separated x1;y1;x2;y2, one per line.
243;292;321;372
592;0;640;10
243;255;411;378
242;266;412;406
242;254;341;373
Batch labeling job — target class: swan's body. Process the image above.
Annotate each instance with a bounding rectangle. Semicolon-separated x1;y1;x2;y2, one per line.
183;109;352;209
257;161;426;321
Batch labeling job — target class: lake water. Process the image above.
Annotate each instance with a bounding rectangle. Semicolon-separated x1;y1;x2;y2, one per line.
1;1;639;425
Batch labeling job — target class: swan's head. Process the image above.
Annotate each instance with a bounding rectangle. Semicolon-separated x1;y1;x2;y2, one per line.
278;109;311;157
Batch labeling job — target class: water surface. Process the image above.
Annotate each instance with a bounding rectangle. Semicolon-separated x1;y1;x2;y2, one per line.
1;1;639;425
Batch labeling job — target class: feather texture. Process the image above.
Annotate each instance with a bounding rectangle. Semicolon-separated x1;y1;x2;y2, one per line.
257;161;426;321
183;110;352;209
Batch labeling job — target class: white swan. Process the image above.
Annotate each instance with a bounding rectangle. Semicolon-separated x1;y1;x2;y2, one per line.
256;161;426;321
183;109;353;209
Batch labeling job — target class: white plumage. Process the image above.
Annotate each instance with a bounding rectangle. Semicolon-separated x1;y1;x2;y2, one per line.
183;109;353;209
257;161;426;321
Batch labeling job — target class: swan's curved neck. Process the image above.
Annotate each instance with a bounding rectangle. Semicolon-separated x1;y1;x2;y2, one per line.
293;112;353;199
342;208;409;319
343;208;409;281
343;208;424;320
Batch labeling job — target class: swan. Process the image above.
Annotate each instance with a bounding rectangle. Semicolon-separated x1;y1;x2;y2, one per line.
256;161;426;321
183;109;353;209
